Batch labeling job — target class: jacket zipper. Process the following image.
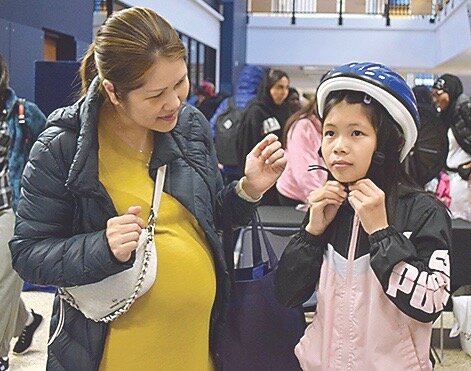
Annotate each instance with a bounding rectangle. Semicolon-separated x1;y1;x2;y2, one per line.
344;214;360;370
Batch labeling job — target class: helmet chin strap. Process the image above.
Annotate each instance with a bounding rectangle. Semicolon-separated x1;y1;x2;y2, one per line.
309;150;385;193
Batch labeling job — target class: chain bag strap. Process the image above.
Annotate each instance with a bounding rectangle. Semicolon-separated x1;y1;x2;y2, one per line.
59;165;167;322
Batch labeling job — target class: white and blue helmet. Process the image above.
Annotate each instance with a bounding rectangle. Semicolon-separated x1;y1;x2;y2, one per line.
316;62;419;162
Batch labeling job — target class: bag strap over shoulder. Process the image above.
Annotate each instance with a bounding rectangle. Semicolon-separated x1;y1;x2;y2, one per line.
17;98;26;125
227;97;236;110
148;165;167;227
17;98;31;147
250;210;278;269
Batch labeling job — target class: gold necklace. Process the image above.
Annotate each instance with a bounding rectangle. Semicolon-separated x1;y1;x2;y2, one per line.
111;109;153;155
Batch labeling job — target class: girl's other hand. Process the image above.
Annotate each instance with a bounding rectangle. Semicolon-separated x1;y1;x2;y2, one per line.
348;179;388;235
106;206;145;262
305;181;347;236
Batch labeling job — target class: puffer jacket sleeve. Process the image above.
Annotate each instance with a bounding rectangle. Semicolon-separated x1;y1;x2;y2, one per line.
453;94;471;154
275;213;327;308
9;129;133;287
369;196;451;323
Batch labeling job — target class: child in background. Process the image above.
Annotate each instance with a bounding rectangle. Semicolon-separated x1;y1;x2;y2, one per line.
275;62;451;370
276;98;326;206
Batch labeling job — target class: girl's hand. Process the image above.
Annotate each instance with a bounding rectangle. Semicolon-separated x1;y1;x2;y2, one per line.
305;181;347;235
348;179;388;235
106;206;145;262
242;134;287;199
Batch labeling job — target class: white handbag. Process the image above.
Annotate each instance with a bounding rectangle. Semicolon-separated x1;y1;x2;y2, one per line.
58;165;166;323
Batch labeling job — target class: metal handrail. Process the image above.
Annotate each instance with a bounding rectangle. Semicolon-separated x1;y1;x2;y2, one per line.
247;0;441;26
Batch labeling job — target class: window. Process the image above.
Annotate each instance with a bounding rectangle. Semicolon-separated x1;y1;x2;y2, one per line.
178;32;216;95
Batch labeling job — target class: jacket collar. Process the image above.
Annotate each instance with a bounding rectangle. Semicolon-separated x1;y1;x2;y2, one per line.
66;77;104;196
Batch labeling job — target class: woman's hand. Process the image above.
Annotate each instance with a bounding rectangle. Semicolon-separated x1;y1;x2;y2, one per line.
106;206;145;263
305;181;347;236
348;179;388;235
242;133;287;199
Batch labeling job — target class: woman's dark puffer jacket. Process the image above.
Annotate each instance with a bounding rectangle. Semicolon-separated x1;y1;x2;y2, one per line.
9;79;256;370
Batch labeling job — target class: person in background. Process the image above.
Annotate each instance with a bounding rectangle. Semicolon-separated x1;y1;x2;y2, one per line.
287;87;302;115
9;8;285;370
237;69;291;205
276;98;327;206
406;85;450;206
209;65;267;138
188;80;225;121
187;79;216;107
0;54;45;371
276;62;451;370
209;64;267;183
432;74;471;221
198;90;228;122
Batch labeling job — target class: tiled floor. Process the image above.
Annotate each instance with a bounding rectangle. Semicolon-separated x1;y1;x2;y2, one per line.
8;291;471;370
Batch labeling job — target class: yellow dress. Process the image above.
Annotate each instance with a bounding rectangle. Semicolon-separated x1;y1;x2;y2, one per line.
98;122;216;370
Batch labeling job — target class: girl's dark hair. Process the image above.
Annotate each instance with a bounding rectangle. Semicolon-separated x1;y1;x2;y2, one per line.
322;90;419;206
283;98;318;147
0;54;9;108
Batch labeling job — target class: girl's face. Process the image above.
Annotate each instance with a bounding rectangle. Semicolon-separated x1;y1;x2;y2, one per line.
270;76;289;105
321;100;377;183
117;57;190;133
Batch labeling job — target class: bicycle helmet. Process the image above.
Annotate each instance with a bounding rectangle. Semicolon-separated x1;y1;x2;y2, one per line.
316;62;419;162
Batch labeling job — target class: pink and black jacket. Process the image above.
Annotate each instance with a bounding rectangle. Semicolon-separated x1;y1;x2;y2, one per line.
275;186;451;370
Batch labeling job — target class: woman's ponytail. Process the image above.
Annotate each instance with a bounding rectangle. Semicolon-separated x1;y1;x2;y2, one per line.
79;42;98;96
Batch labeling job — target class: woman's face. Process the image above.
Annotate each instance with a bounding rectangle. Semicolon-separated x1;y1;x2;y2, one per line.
321;101;377;184
270;76;289;105
431;89;450;112
118;57;190;133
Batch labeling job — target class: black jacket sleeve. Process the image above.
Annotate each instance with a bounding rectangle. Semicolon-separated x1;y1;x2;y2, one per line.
275;214;328;308
451;94;471;154
238;105;266;169
369;196;451;323
9;130;133;287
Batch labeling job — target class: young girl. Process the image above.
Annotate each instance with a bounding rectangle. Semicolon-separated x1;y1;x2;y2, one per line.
276;98;326;206
275;62;451;370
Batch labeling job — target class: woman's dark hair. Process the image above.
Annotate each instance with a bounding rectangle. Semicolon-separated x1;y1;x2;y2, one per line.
283;98;318;147
0;54;9;108
321;90;419;206
259;69;289;104
265;69;289;91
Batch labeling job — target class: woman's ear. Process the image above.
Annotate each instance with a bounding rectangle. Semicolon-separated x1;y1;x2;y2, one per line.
102;79;119;106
